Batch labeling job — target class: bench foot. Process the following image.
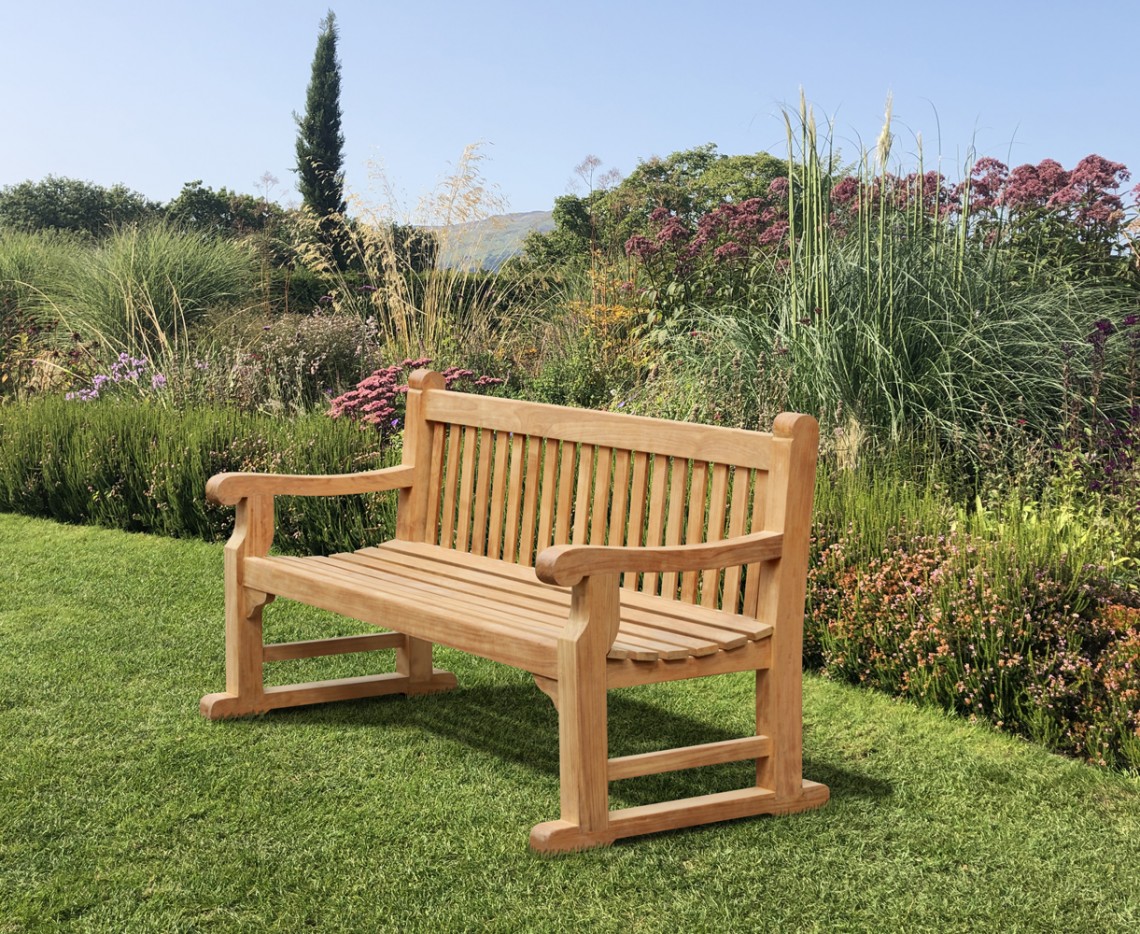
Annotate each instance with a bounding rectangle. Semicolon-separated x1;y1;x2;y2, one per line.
529;780;829;853
199;668;458;720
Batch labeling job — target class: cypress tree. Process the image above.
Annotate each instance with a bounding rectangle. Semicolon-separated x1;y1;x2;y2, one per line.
294;10;346;262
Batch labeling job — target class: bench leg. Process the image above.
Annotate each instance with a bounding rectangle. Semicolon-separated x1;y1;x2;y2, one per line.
199;582;270;719
200;591;457;719
530;575;616;852
531;644;829;852
396;636;457;696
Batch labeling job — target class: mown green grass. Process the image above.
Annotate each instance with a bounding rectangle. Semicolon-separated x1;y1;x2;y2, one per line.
1;512;1138;932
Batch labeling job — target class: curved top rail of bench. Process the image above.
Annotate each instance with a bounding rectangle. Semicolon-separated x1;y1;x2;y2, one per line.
421;391;793;471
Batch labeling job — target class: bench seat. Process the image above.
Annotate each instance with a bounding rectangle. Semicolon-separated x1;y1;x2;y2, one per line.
245;540;775;682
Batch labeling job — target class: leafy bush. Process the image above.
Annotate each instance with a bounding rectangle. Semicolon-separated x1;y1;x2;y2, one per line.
0;398;401;555
806;453;1140;770
235;310;381;411
0;175;158;236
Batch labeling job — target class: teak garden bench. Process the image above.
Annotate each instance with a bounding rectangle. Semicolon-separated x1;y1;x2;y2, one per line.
200;369;828;851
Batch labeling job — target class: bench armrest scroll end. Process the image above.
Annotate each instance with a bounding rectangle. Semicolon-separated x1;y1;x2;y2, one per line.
535;545;578;586
407;368;446;391
206;472;244;506
773;411;820;445
206;464;417;506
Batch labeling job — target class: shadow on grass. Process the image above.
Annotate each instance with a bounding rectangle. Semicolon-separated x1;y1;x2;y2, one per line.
266;682;893;806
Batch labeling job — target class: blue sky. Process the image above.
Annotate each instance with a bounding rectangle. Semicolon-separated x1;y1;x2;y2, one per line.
4;1;1136;218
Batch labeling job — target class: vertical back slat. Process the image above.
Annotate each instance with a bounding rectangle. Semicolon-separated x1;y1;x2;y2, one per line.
624;451;650;590
424;422;446;544
572;444;595;544
700;463;730;608
608;449;632;549
438;424;462;547
536;441;559;554
502;434;526;563
680;461;709;604
659;458;690;600
589;446;613;544
518;436;542;564
640;454;668;595
554;442;577;545
470;428;495;556
455;426;478;551
486;429;510;558
721;467;751;613
742;469;769;617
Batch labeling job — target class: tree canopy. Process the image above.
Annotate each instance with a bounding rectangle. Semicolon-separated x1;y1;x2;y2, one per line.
166;180;284;236
0;176;158;236
294;9;347;265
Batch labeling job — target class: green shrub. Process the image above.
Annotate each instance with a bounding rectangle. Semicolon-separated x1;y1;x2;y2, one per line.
229;311;381;412
0;398;400;554
806;450;1140;771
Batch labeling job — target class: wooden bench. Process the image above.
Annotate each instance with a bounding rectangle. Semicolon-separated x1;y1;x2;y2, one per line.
200;369;828;851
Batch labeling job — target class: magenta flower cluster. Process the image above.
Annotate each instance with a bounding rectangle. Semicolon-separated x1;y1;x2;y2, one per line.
625;181;792;270
327;358;504;433
959;153;1133;228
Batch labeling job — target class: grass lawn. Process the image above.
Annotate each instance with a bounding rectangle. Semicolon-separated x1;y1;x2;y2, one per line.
1;512;1138;932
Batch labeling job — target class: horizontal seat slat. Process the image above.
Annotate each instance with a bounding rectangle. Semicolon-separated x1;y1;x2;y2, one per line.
377;542;770;651
383;541;771;641
323;556;693;662
268;554;648;661
317;555;691;662
244;541;771;671
354;547;725;658
244;557;562;677
300;557;571;641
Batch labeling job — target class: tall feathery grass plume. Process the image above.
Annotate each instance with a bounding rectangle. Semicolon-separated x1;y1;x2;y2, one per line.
3;222;256;394
658;95;1135;473
294;142;527;362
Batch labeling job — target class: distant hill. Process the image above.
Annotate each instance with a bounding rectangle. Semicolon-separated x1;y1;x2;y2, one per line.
433;210;554;271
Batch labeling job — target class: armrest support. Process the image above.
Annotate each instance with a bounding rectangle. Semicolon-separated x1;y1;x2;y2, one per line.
206;464;415;506
535;531;784;587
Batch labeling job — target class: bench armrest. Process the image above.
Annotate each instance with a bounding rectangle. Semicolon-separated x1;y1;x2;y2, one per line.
535;531;784;587
206;465;415;506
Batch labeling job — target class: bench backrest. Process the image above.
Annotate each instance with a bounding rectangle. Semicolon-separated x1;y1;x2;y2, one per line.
398;372;818;618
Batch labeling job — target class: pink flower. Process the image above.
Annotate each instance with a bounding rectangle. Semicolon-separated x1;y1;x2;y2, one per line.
831;176;859;207
713;241;747;262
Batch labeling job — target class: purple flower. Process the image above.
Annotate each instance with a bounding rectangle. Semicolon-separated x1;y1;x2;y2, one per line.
151;373;167;390
713;241;747;262
624;234;654;259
